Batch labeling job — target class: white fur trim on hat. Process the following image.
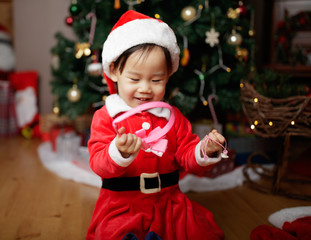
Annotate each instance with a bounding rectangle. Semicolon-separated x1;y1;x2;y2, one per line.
268;206;311;229
102;11;180;80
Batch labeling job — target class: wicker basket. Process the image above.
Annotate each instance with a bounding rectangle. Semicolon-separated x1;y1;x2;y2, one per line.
240;80;311;138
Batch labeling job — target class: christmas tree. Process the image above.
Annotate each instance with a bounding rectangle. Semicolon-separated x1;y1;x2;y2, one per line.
51;0;256;121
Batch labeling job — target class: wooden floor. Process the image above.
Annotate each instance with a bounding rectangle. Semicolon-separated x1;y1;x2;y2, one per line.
0;136;310;240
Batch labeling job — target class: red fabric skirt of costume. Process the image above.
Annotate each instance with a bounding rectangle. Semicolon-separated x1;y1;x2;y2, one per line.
86;185;224;240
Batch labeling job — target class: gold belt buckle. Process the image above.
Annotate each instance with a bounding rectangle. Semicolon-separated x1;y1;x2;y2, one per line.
140;172;161;194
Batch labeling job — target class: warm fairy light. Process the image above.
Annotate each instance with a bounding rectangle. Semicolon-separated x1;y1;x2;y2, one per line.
253;98;258;103
269;121;273;126
84;47;91;56
291;121;295;125
154;13;160;19
203;100;208;106
250;124;255;130
240;82;244;88
226;67;231;72
254;120;258;125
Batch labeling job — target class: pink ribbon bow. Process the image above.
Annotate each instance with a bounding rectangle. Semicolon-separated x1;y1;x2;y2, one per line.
112;102;175;157
135;127;168;157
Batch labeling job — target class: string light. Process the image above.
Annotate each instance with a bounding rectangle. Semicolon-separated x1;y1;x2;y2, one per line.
269;121;273;126
206;45;231;74
154;13;160;19
194;69;208;105
250;124;255;130
254;120;258;125
253;97;258;103
240;82;244;88
291;121;295;125
124;0;144;10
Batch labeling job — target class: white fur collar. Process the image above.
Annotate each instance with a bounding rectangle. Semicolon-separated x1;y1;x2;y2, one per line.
105;94;171;120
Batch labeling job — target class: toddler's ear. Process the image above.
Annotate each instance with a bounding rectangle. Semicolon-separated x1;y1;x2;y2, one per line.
109;63;118;83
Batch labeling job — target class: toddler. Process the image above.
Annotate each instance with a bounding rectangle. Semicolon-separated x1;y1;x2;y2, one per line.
87;10;225;240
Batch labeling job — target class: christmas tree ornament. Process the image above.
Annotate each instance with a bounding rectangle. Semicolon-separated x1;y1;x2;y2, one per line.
87;62;102;77
180;36;190;67
51;54;59;70
181;6;197;22
69;0;81;16
227;8;240;19
53;99;60;115
227;29;242;45
75;42;91;59
205;13;219;47
238;1;247;16
86;12;97;45
65;16;74;26
53;105;60;115
183;5;203;26
205;28;219;47
67;78;82;102
235;46;248;61
181;48;190;67
114;0;121;9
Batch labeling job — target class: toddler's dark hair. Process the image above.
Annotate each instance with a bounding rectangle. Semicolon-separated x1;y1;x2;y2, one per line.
113;43;172;74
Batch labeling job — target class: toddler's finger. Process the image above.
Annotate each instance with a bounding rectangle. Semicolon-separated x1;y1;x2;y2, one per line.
118;127;126;136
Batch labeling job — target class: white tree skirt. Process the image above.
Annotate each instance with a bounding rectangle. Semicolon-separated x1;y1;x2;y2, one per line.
37;141;265;192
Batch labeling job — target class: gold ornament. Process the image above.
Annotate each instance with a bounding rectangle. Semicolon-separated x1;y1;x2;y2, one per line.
53;106;60;115
67;84;82;102
181;6;197;21
53;105;60;115
227;8;240;19
227;29;242;45
235;46;248;61
75;42;91;59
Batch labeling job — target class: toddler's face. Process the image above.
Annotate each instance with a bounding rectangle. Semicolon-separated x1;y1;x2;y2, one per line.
110;46;169;108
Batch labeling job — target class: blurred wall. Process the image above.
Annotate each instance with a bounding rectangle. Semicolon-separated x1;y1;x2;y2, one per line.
13;0;76;114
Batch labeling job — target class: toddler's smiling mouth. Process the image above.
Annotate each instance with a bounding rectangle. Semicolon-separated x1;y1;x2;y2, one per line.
135;97;151;102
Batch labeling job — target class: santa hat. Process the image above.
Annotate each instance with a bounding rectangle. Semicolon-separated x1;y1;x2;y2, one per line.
102;10;180;94
250;206;311;240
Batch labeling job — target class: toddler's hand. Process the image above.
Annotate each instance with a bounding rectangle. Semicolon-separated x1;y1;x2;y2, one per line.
116;127;142;158
200;129;226;158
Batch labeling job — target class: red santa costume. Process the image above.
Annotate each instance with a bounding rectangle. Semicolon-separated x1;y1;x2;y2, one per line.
86;10;224;240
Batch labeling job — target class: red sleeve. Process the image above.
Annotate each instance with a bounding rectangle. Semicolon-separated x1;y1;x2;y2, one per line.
88;107;128;178
173;107;214;175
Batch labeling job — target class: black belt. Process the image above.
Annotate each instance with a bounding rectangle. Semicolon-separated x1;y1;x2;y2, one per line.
102;170;179;194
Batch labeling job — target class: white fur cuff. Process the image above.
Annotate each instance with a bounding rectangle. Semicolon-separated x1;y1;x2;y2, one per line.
195;142;222;167
108;138;137;167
